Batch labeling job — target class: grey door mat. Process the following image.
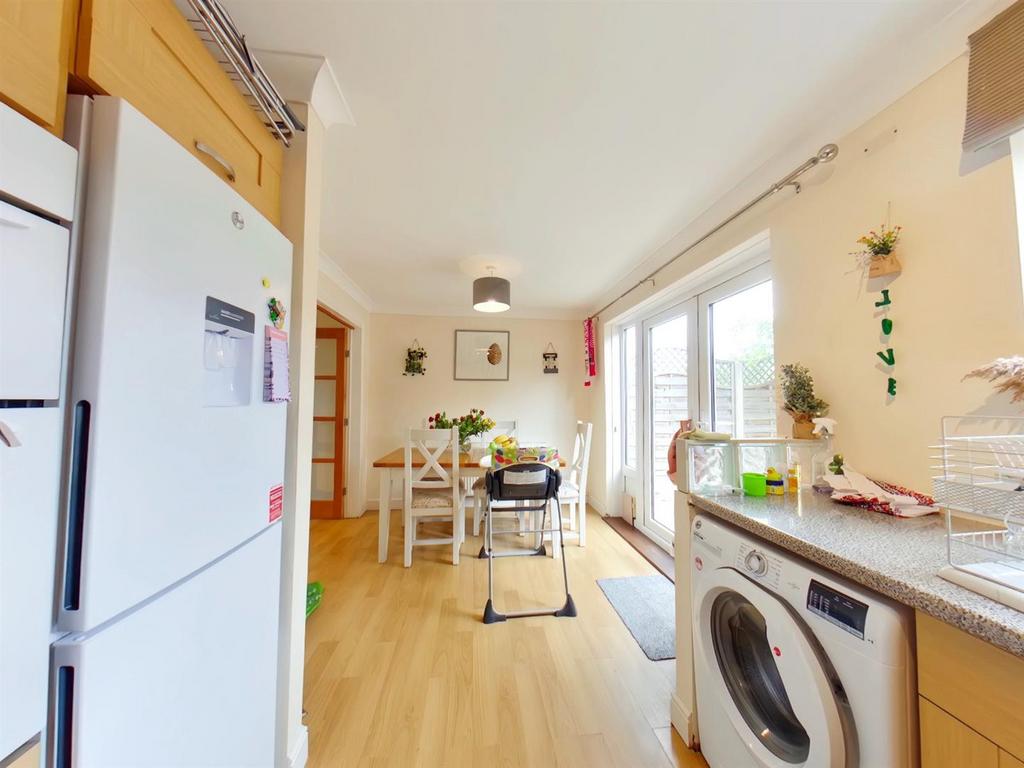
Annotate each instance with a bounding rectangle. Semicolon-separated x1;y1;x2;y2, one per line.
597;575;676;661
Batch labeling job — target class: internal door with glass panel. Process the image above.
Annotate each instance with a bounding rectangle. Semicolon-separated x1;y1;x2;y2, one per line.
640;299;697;549
312;310;347;519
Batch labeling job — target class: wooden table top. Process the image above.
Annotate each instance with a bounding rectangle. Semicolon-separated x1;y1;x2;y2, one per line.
372;447;566;469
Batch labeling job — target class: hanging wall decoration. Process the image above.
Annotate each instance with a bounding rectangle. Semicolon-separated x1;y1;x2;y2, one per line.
404;340;427;376
852;203;903;278
854;209;903;400
583;317;597;388
543;343;559;374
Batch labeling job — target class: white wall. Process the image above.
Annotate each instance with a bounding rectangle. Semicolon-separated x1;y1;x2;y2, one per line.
317;262;371;517
366;313;589;505
589;56;1024;513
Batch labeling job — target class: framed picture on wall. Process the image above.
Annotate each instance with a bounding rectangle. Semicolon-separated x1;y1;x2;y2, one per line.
454;330;510;381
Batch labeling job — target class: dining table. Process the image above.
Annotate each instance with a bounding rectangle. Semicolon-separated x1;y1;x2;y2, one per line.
372;445;566;563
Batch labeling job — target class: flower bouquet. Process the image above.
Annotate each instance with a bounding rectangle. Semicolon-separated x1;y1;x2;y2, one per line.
428;408;496;452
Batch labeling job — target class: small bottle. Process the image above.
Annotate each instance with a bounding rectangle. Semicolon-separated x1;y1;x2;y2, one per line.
766;467;785;496
788;465;800;494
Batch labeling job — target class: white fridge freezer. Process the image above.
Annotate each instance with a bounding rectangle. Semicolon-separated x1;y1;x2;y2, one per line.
0;101;76;761
53;96;292;767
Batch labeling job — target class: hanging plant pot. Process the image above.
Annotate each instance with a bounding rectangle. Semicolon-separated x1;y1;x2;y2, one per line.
868;252;902;278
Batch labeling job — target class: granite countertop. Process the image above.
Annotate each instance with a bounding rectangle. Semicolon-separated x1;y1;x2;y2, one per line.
689;489;1024;658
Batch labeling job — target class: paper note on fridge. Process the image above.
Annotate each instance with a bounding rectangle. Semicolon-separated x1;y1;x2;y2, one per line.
264;326;291;403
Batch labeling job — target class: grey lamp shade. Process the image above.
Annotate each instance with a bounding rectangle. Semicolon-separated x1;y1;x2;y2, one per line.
473;276;511;313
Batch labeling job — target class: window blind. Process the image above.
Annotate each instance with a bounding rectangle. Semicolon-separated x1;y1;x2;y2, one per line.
963;0;1024;153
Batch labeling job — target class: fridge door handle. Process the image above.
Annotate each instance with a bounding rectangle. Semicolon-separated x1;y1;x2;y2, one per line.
194;140;236;182
54;665;76;768
63;401;91;611
0;419;21;447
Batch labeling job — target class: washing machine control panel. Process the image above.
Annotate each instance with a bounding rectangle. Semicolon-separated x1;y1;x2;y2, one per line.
735;544;781;587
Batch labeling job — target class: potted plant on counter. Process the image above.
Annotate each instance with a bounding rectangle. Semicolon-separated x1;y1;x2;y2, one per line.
780;363;829;439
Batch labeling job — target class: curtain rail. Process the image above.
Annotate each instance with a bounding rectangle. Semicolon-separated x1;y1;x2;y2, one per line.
588;143;839;322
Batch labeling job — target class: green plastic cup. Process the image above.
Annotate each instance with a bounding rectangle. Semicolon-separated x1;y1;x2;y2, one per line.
742;472;767;497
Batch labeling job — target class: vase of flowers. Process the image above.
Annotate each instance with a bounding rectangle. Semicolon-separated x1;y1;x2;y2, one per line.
853;223;902;278
780;363;829;439
428;408;496;453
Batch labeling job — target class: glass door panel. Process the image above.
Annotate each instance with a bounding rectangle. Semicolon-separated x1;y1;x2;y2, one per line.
642;300;697;547
312;421;336;459
313;380;336;418
705;273;776;438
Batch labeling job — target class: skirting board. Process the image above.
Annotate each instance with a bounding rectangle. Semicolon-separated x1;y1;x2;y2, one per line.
287;725;309;768
670;691;699;751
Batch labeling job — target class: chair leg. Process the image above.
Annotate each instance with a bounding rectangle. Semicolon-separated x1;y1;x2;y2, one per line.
568;499;576;531
551;500;561;560
473;490;483;536
452;509;461;566
578;500;586;547
404;509;414;568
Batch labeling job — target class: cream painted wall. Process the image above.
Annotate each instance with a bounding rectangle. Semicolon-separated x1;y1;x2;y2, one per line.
590;56;1024;514
317;265;371;517
367;313;589;505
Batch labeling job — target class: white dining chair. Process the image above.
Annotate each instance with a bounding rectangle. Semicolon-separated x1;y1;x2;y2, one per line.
403;427;467;567
554;421;593;551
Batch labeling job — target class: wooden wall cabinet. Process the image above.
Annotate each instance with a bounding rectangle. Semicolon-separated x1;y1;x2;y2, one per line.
0;0;76;135
0;0;284;222
73;0;284;225
917;612;1024;768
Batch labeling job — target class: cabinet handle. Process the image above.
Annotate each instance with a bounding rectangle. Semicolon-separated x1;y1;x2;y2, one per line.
194;141;236;182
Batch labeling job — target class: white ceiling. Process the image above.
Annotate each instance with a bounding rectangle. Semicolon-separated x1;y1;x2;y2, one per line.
224;0;997;318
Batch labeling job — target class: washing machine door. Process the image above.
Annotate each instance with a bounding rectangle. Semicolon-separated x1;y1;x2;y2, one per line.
694;567;851;768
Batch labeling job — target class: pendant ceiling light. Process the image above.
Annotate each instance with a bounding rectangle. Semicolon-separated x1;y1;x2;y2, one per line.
473;266;511;313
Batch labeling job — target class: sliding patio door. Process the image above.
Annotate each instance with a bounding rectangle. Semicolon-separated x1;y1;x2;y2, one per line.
640;299;697;548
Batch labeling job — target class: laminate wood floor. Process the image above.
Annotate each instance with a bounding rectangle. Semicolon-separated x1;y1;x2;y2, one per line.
303;508;709;768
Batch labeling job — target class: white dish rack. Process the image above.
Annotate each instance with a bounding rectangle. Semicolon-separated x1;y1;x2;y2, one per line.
932;416;1024;611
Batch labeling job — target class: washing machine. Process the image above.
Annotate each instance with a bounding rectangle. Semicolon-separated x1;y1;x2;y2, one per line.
690;514;917;768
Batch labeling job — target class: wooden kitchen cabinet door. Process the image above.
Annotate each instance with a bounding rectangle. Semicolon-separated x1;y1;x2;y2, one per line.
1002;750;1024;768
74;0;283;224
0;0;76;134
920;697;998;768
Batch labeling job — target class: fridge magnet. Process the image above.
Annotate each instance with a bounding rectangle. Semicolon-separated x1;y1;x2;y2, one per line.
263;326;291;402
404;340;427;376
267;297;286;330
454;330;509;381
543;343;559;374
852;205;902;278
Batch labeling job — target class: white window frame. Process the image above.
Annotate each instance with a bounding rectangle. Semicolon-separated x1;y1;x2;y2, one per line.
697;261;775;435
608;248;773;553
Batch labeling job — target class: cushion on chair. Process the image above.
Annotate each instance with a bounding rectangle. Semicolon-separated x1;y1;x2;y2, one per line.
411;489;456;509
472;477;486;490
558;481;580;500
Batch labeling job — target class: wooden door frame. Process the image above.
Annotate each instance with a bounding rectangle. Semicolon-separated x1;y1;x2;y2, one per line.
312;324;347;519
